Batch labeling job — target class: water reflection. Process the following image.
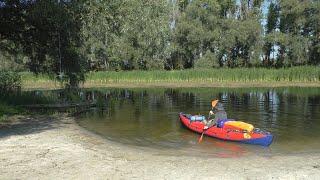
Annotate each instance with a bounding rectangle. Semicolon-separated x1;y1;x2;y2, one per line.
77;87;320;156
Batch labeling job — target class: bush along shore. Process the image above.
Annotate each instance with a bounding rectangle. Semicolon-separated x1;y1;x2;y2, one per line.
21;66;320;89
0;71;22;121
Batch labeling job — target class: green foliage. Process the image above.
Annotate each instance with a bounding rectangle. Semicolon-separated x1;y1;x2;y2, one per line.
79;0;124;71
21;66;319;85
0;0;88;88
0;40;27;71
194;50;219;68
0;0;319;82
277;0;320;66
80;0;170;71
84;66;319;84
0;71;21;94
172;0;264;68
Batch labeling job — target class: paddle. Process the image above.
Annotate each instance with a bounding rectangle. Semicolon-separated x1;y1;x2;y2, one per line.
198;129;206;143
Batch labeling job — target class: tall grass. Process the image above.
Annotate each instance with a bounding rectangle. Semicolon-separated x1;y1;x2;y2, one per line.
20;72;52;83
86;66;319;83
21;66;320;86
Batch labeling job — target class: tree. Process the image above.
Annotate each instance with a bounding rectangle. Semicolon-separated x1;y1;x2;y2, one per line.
1;0;319;78
264;1;280;66
173;0;222;68
80;0;171;71
306;1;320;65
173;0;263;68
79;0;124;70
278;0;320;66
0;0;88;88
116;0;171;70
194;50;219;68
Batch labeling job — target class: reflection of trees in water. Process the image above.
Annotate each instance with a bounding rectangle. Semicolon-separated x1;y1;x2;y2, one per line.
164;89;198;110
80;88;319;130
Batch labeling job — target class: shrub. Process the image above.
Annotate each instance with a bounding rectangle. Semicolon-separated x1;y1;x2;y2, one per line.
0;71;21;94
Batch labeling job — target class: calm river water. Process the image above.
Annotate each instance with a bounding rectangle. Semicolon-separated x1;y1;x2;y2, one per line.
77;87;320;157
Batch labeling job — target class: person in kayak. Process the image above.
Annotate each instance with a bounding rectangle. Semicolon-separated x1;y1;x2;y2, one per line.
203;100;227;129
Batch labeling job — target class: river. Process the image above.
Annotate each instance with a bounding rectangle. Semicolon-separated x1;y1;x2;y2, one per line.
77;87;320;157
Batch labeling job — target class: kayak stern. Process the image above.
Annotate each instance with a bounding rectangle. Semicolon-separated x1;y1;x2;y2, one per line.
241;134;273;146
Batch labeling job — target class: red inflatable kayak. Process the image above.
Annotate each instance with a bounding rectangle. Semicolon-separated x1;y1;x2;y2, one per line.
179;113;273;146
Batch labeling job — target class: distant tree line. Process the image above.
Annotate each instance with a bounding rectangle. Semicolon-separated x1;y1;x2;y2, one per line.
0;0;319;86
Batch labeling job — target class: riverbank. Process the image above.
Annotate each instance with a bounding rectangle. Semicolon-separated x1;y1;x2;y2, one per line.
1;115;319;179
21;66;320;89
22;81;320;90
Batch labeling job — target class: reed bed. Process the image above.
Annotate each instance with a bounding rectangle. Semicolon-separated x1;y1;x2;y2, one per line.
86;66;319;83
21;66;320;86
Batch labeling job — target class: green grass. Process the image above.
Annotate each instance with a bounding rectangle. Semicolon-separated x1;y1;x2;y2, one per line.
21;66;320;86
86;66;320;83
20;72;53;83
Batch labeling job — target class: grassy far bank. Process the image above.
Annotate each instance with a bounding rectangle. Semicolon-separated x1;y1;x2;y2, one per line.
21;66;320;89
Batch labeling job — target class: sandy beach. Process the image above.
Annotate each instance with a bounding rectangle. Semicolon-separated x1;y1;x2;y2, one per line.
0;115;319;179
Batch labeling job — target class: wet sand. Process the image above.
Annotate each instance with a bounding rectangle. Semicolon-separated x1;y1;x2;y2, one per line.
0;115;319;179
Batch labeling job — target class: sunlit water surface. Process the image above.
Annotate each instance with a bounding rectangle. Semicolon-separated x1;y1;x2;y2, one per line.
77;87;320;157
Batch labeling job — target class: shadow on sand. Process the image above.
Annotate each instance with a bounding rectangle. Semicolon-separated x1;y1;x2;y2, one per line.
0;115;63;139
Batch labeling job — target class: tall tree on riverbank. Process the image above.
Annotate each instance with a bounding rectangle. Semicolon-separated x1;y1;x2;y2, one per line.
172;0;263;68
79;0;124;71
80;0;170;71
112;0;171;70
277;0;320;66
264;1;280;66
0;0;87;87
